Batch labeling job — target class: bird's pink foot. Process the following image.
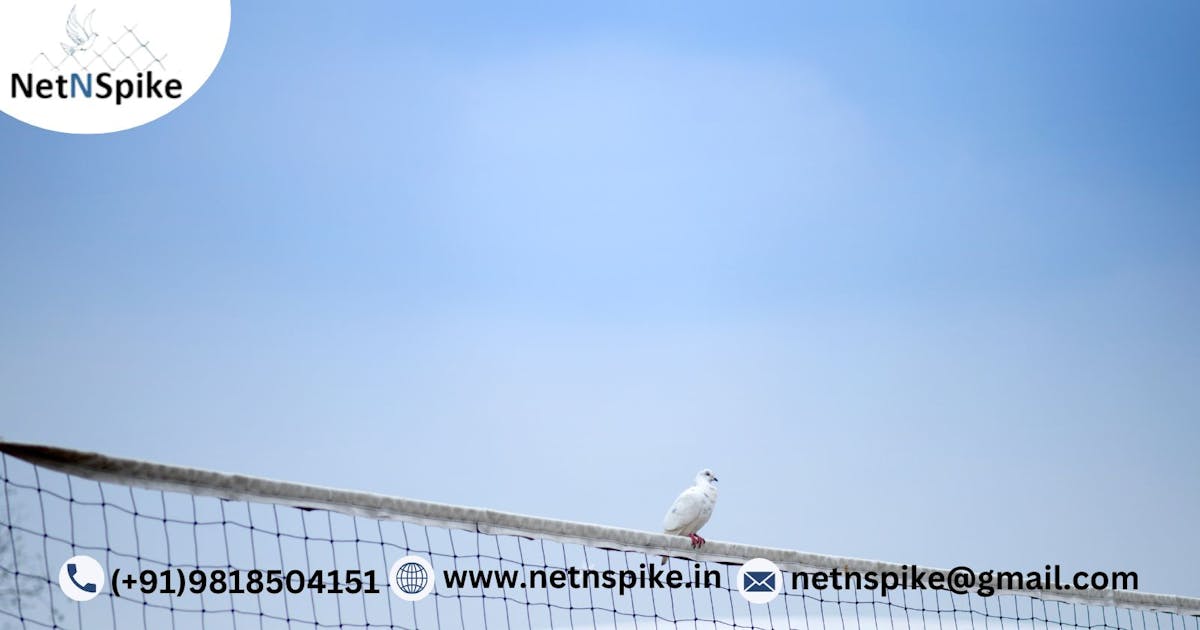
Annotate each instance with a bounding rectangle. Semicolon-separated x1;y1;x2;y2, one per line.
689;533;706;548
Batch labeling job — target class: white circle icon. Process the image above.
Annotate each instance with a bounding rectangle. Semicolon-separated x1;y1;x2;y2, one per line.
58;555;105;602
0;0;231;134
389;555;435;602
737;557;783;605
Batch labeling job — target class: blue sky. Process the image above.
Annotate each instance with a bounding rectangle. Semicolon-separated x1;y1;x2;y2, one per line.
2;0;1198;598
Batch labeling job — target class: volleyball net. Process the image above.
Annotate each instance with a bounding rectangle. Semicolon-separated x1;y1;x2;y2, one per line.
1;441;1196;629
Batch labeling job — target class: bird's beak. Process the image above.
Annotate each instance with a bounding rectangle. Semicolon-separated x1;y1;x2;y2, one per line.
713;477;719;482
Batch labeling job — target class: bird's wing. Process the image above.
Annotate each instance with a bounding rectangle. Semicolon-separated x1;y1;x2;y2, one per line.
82;10;96;37
662;487;704;534
65;7;86;45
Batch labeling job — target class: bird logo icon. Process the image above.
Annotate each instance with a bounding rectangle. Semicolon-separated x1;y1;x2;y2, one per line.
61;5;98;56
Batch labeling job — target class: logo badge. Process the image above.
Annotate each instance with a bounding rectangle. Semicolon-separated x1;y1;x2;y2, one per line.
58;554;105;602
737;557;782;604
389;555;435;602
0;0;231;134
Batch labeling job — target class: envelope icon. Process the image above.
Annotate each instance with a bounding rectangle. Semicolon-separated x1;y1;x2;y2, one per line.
743;571;776;592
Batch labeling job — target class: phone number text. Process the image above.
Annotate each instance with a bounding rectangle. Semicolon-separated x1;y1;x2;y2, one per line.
110;568;383;598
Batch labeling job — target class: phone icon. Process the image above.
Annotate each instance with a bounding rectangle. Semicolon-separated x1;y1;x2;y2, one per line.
58;555;104;601
67;563;97;593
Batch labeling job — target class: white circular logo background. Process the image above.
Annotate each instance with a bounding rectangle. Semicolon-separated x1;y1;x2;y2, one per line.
58;554;105;602
0;0;230;134
737;557;783;605
389;555;435;602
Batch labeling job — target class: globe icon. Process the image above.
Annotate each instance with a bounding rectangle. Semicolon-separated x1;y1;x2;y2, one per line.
395;561;429;594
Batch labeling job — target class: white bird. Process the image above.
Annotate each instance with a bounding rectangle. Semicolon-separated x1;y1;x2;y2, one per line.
662;468;719;550
62;5;98;56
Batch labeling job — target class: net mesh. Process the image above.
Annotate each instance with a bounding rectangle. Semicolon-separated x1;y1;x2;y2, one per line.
32;26;167;73
1;451;1196;630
